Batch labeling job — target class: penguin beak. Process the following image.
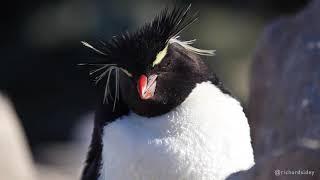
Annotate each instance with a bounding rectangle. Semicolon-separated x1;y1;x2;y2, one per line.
137;74;158;100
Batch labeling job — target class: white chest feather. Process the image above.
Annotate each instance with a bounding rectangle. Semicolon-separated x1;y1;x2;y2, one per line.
99;82;254;180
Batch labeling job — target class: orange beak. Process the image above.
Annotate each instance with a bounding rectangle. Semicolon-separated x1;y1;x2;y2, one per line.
137;74;158;100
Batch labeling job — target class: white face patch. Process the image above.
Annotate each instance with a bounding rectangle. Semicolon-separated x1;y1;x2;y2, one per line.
152;45;169;67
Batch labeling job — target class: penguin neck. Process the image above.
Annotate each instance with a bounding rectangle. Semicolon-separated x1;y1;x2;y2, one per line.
121;81;235;135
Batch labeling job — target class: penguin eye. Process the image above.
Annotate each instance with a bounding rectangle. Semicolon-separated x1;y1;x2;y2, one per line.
152;45;169;67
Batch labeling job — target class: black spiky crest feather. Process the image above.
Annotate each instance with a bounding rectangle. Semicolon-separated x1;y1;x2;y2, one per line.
81;4;198;66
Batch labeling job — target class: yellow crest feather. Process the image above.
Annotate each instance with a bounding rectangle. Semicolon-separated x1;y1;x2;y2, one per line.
152;45;169;67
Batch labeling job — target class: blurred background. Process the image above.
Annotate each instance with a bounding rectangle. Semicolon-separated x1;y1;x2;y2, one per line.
0;0;311;179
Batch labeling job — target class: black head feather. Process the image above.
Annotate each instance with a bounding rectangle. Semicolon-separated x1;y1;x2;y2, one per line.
82;4;198;70
81;4;225;117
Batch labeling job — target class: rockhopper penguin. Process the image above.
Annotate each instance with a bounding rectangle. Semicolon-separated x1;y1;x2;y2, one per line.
81;5;254;180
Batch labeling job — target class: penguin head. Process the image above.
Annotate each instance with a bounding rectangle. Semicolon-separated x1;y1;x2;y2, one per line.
82;5;217;117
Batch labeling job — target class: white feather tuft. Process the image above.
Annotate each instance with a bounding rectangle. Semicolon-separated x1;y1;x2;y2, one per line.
90;64;132;111
81;41;107;56
169;37;216;56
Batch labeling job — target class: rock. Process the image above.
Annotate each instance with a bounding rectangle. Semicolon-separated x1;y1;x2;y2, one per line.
229;0;320;179
0;93;36;180
228;142;320;180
